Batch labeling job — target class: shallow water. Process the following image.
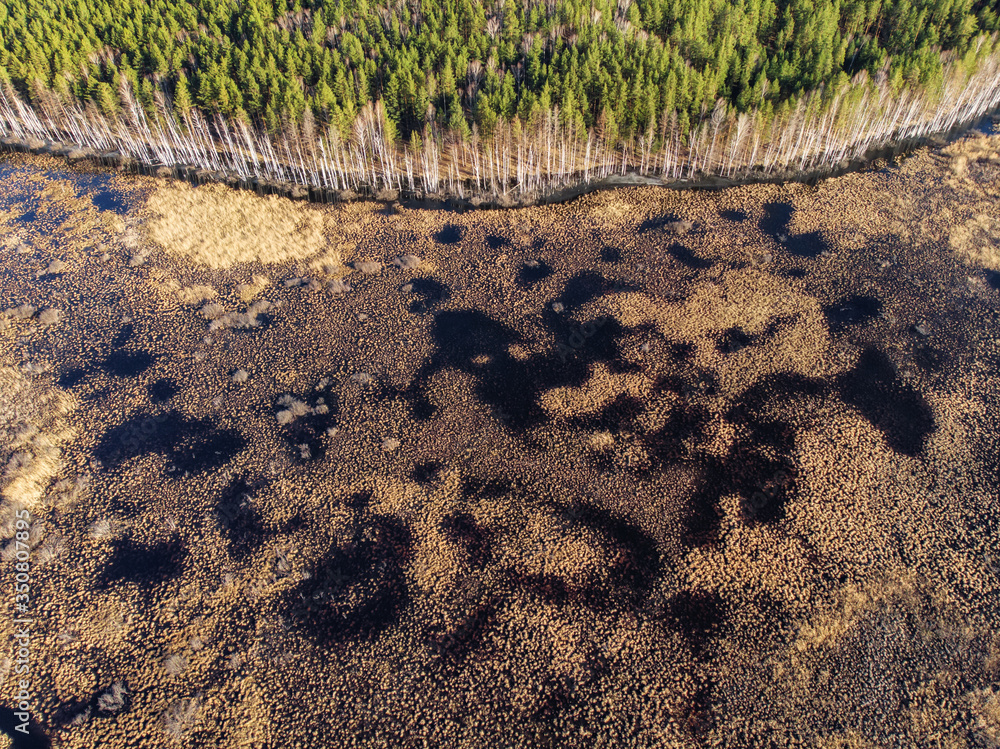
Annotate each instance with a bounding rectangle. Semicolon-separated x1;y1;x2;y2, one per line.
0;163;131;213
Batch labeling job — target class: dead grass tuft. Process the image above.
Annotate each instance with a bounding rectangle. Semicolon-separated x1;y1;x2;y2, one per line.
162;653;188;677
392;254;422;269
6;304;36;320
207;300;272;331
309;253;347;275
236;275;270;303
96;682;128;714
44;475;89;511
587;431;615;450
162;695;201;739
275;396;310;425
176;284;217;306
815;732;883;749
328;278;352;294
37;308;62;326
87;518;118;541
35;534;66;564
664;218;695;234
199;302;225;320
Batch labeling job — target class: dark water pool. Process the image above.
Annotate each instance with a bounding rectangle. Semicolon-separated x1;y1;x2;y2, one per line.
0;163;130;215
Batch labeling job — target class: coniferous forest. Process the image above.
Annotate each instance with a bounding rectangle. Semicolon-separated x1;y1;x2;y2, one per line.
1;0;1000;199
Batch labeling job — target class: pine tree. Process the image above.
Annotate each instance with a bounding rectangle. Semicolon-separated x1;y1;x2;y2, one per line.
474;90;498;135
94;80;118;118
498;70;516;120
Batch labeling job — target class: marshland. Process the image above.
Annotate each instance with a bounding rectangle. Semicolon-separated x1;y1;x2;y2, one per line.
0;117;998;747
5;0;1000;745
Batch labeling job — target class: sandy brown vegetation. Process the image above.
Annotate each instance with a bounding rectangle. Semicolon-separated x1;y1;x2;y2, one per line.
0;130;998;748
144;182;327;268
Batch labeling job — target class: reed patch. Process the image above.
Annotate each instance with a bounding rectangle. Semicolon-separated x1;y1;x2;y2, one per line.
144;182;326;268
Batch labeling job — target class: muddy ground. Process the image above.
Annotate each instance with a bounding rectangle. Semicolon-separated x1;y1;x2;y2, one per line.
0;128;999;749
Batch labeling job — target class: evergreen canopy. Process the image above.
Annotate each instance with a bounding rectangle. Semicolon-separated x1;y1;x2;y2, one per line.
1;0;997;142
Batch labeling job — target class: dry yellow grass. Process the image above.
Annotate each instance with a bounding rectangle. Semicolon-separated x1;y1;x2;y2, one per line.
144;182;326;267
949;214;1000;271
943;133;1000;175
0;367;75;507
148;272;220;307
